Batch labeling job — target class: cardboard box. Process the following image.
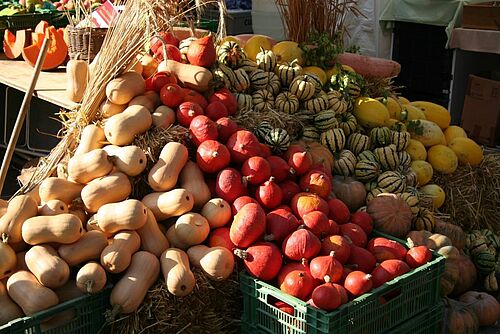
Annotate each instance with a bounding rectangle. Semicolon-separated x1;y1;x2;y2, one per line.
461;73;500;145
204;9;252;35
462;3;500;30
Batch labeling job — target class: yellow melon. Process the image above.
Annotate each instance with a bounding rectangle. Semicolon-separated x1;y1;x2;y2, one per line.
410;160;433;186
353;97;390;129
409;120;444;147
325;66;339;79
376;97;400;119
398;96;410;104
244;35;273;61
419;184;445;209
410;101;451;130
341;65;356;73
272;40;304;65
396;104;427;121
384;118;407;132
444;125;467;144
448;137;483;166
438;132;447;145
406;139;427;161
303;66;327;85
427;145;458;174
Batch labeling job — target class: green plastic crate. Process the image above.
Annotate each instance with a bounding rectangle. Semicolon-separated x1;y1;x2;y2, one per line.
240;231;446;334
386;303;443;334
0;286;111;334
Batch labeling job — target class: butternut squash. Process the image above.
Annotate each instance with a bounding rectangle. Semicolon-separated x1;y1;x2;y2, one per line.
25;245;70;288
179;161;211;210
0;281;23;325
161;60;213;92
187;245;234;281
174;213;210;246
26;185;41;206
137;208;170;257
110;251;160;314
67;149;113;184
160;248;195;296
69;206;88;225
152;105;176;129
89;199;147;234
40;280;83;331
0;199;7;218
166;225;190;250
142;188;194;221
200;198;231;229
128;95;155;112
14;251;28;272
76;262;107;294
6;271;59;315
38;199;68;216
0;195;38;244
0;242;16;279
58;230;108;266
144;90;161;108
101;230;141;273
22;213;84;245
148;142;189;191
104;105;152;146
66;56;88;103
74;124;105;156
85;219;113;237
81;172;132;213
99;99;127;118
39;177;83;204
105;71;145;105
102;145;147;177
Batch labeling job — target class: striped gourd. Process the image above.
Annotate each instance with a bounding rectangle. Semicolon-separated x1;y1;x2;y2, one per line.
333;150;357;177
397;151;412;169
252;89;275;112
347;81;361;99
484;272;498;292
486;233;500;249
301;126;320;142
366;188;385;204
337;112;358;136
365;180;378;192
294;109;316;123
275;61;303;88
238;58;258;73
307;74;323;94
357;150;378;163
320;128;345;153
479;229;494;243
469;235;489;256
213;63;236;89
303;92;329;112
347;133;371;156
374;144;400;171
254;121;273;140
398;192;420;215
327;90;348;114
405;186;420;198
355;123;367;135
465;232;481;250
369;127;392;148
256;48;277;72
235;93;253;112
474;249;496;275
488;246;497;257
249;69;270;90
404;169;418;187
377;171;406;194
217;41;246;68
392;131;411;151
412;208;435;231
275;92;299;114
264;72;281;95
314;110;338;131
264;128;291;153
179;37;197;58
346;98;354;113
290;75;316;101
355;160;381;182
233;68;250;92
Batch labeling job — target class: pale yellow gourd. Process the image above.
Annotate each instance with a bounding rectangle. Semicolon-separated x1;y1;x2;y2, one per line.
39;177;84;204
81;172;132;213
105;71;145;105
90;199;147;234
58;230;108;266
160;248;195;296
74;124;105;156
174;213;210;246
152;105;176;129
0;242;16;279
104;105;152;146
187;245;234;281
0;195;38;244
179;161;211;210
99;99;127;118
142;188;194;221
137;208;170;257
0;281;23;326
148;142;189;191
67;149;113;184
66;56;88;103
38;199;68;216
76;262;107;294
25;245;70;288
200;198;232;229
102;145;147;177
22;213;84;245
100;230;141;274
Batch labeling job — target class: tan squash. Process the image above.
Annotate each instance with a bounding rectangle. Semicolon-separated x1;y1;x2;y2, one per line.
152;105;176;129
41;280;83;331
25;245;70;288
433;220;466;250
102;145;147;177
128;95;155;112
0;281;23;325
406;230;433;246
0;199;8;218
110;251;159;314
76;262;107;294
85;219;113;237
69;206;88;225
426;233;453;250
105;71;145;105
6;270;59;315
165;225;190;250
38;199;68;216
144;90;161;108
137;208;170;257
200;198;232;229
161;60;213;92
81;172;132;213
160;248;195;296
148;142;189;192
142;188;194;221
104;105;152;146
174;213;210;246
99;99;127;118
89;199;147;234
22;213;84;245
67;149;113;184
14;251;28;272
0;195;38;244
0;242;16;279
39;177;83;204
74;124;105;156
101;230;141;274
179;161;211;210
66;55;88;103
140;53;158;78
58;230;108;266
187;245;234;281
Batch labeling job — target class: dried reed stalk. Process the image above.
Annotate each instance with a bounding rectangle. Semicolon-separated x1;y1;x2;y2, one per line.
232;109;304;140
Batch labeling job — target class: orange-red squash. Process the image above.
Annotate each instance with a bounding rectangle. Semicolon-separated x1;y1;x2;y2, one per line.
3;29;32;60
22;26;68;71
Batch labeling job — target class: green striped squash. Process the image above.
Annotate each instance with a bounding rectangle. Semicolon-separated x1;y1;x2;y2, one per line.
275;60;303;88
369;127;392;148
404;169;418;187
302;126;320;142
294;109;316;123
256;48;277;72
355;160;381;182
327;90;348;114
469;235;489;256
337;112;358;136
254;121;273;140
333;149;357;177
347;133;371;156
397;151;412;169
479;229;494;243
347;81;361;99
398;192;420;215
320;128;346;153
217;41;246;68
357;150;378;163
374;144;400;171
249;69;270;90
233;68;250;92
412;208;435;231
392;131;411;151
290;75;316;101
213;63;236;89
238;58;258;73
303;92;329;112
366;187;385;204
488;246;497;257
486;233;500;249
314;110;338;131
474;249;496;275
275;92;299;114
365;180;378;192
264;72;282;95
307;74;324;94
264;128;291;153
252;89;275;112
377;171;406;193
235;93;253;112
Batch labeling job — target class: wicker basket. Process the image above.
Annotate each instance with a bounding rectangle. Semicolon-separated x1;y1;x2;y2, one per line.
67;25;107;61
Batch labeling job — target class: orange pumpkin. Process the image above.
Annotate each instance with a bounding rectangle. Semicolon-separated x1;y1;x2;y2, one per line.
22;26;68;71
3;29;32;59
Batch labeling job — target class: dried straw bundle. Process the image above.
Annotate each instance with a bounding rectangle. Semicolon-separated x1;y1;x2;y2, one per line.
433;147;500;233
232;109;304;140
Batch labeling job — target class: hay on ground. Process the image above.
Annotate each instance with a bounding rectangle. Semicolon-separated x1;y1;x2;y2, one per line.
232;109;305;140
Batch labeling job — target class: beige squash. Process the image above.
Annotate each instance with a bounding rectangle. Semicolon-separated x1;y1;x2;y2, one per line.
66;56;88;103
38;199;68;216
39;177;84;204
81;172;132;213
142;188;194;221
67;149;113;184
22;213;84;245
0;242;16;279
128;95;155;112
25;245;70;288
103;145;147;177
105;71;145;105
200;198;232;229
100;230;141;274
160;248;195;296
179;161;211;210
76;262;107;294
187;245;234;281
148;142;189;191
0;281;24;326
104;105;152;146
165;225;190;250
99;99;127;118
90;199;147;234
152;105;176;129
174;213;210;246
137;208;170;257
0;195;38;244
58;230;108;266
74;124;105;156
